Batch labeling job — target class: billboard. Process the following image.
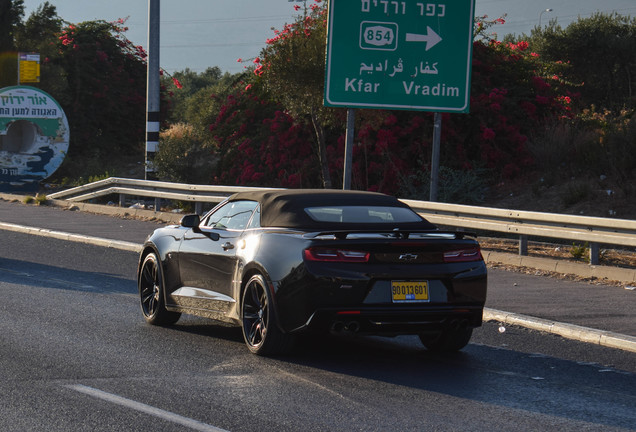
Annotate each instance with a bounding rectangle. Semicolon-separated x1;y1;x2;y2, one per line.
0;86;69;191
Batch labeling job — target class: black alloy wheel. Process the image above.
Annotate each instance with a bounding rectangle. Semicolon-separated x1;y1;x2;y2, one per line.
241;274;293;356
139;252;181;325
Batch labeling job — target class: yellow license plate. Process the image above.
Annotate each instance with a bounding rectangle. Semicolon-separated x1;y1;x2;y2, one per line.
391;281;429;303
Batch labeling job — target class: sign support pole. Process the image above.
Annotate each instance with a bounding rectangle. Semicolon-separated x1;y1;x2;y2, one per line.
325;0;474;196
342;108;355;190
145;0;160;181
429;112;442;201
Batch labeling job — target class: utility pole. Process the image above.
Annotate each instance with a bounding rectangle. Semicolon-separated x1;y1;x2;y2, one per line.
145;0;160;180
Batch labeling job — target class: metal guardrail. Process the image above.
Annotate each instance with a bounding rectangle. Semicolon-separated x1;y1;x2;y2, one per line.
401;199;636;265
48;177;278;215
48;177;636;265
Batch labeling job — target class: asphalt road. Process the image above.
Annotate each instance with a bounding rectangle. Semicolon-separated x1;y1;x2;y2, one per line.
1;230;635;431
1;198;634;340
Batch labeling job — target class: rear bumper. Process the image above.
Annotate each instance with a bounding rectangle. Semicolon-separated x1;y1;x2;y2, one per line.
294;305;484;335
273;259;487;335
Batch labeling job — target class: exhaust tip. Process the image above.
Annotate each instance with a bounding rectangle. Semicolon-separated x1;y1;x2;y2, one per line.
331;321;345;332
450;319;469;331
345;321;360;333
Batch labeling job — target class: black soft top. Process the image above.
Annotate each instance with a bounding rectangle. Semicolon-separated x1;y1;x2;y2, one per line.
227;189;436;230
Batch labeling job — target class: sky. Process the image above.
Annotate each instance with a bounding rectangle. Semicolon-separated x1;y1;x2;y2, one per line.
19;0;636;75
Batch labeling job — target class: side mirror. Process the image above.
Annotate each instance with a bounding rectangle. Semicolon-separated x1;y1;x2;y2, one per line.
180;214;200;228
180;214;220;241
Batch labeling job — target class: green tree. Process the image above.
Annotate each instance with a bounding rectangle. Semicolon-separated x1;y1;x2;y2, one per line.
0;0;24;86
182;79;239;134
49;19;149;177
532;13;636;109
0;0;23;50
163;66;238;123
14;2;64;92
255;0;335;188
14;1;61;50
153;72;245;183
154;123;216;184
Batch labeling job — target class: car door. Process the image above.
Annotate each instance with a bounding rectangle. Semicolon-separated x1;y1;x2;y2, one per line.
176;200;258;309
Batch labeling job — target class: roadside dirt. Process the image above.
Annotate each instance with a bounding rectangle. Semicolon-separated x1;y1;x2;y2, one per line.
483;172;636;220
477;171;636;287
480;237;636;287
481;237;636;268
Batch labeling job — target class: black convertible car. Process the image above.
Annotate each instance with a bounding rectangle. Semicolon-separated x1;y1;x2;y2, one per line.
137;189;487;355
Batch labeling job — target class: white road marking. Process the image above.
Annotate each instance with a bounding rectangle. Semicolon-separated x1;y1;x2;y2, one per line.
65;384;229;432
0;221;142;252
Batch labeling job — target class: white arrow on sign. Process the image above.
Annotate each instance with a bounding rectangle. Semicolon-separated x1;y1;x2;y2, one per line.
405;26;442;51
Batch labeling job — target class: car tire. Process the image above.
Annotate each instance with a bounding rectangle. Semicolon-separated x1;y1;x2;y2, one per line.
241;274;294;356
419;327;473;353
138;252;181;326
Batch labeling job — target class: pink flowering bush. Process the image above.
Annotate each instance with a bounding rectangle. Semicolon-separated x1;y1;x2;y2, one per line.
210;88;321;188
208;10;575;200
52;20;151;161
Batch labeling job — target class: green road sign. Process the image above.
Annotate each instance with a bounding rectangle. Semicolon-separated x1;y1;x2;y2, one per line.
324;0;476;113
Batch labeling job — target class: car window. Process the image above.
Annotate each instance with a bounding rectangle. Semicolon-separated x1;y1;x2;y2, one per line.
304;206;423;223
204;200;258;231
246;205;261;229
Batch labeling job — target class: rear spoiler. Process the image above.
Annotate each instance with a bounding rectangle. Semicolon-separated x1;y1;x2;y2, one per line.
305;229;477;240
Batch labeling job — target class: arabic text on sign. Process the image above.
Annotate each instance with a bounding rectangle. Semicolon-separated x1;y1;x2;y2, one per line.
358;59;437;77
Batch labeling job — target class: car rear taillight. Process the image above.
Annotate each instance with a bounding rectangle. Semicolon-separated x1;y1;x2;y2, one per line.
303;247;370;263
443;247;483;263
